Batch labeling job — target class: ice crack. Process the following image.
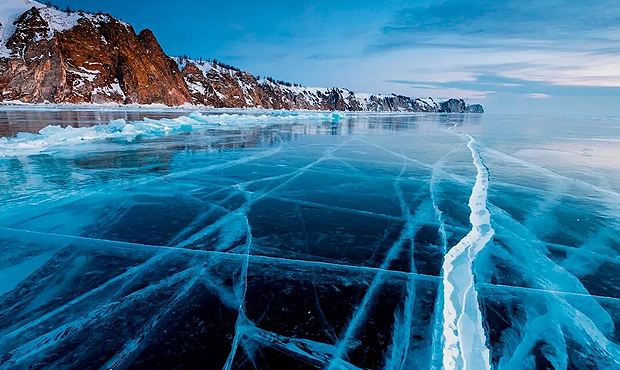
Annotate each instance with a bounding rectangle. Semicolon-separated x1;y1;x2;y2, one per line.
441;134;493;370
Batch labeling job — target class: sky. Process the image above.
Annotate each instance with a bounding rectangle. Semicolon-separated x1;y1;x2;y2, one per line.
49;0;620;114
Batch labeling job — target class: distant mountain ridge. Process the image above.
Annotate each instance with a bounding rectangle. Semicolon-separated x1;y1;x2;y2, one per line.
0;0;484;113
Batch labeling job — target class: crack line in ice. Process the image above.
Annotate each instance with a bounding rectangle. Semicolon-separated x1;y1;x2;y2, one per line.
246;326;362;368
441;134;493;370
296;205;339;343
482;146;620;201
0;251;177;346
327;162;431;370
217;141;353;368
101;265;206;369
486;203;620;304
0;227;431;280
482;211;620;366
223;216;253;370
6;225;620;302
1;265;203;367
546;239;620;267
383;159;424;370
485;226;620;367
428;144;463;370
9;230;620;308
168;192;243;247
352;137;433;170
171;140;351;252
235;189;404;221
0;252;240;363
0;128;285;215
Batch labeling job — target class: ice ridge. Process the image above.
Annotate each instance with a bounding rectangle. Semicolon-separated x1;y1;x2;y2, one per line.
441;134;493;370
0;111;346;157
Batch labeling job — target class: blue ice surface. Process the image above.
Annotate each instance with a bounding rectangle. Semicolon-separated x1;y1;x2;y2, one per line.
0;109;619;369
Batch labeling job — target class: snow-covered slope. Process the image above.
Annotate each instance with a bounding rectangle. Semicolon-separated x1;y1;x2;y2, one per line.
0;1;190;105
0;0;128;58
173;57;483;112
0;0;36;57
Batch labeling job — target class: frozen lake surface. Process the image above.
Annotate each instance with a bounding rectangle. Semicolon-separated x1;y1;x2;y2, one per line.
0;109;619;369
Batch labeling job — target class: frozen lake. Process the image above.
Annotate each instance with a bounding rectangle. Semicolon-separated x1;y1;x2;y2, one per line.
0;109;619;369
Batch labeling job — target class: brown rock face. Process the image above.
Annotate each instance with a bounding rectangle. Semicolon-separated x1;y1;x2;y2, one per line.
0;6;191;105
177;58;374;111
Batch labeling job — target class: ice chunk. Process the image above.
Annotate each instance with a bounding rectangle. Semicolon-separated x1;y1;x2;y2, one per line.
0;111;346;156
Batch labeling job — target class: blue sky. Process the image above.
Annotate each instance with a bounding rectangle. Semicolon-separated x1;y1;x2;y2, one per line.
50;0;620;114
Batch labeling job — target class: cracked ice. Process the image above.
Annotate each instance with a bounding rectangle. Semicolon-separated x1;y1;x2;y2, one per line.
0;110;619;369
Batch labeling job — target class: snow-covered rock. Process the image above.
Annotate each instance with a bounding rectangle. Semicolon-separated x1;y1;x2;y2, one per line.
173;57;483;112
0;1;190;105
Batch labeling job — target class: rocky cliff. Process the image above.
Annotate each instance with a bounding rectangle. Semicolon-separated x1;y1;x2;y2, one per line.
0;1;191;105
0;1;483;113
175;57;483;112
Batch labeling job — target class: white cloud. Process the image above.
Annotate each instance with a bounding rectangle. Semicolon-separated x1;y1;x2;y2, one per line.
220;2;620;103
393;85;493;101
527;93;550;99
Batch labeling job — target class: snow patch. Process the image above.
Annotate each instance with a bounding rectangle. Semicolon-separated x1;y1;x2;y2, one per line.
38;6;81;36
173;57;213;77
193;60;212;77
92;82;126;99
0;0;38;57
0;0;127;58
187;81;205;95
69;67;99;84
284;85;330;95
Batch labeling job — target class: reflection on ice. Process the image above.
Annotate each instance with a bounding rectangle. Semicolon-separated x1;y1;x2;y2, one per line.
0;110;619;369
0;111;345;157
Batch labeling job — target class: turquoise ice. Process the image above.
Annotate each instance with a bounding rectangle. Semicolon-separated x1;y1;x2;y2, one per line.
0;110;619;369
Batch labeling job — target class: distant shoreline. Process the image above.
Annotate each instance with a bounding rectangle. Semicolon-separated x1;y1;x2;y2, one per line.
0;103;484;114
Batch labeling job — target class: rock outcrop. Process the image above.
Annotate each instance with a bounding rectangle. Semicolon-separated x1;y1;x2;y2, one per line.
0;1;483;113
0;2;191;105
438;98;484;113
